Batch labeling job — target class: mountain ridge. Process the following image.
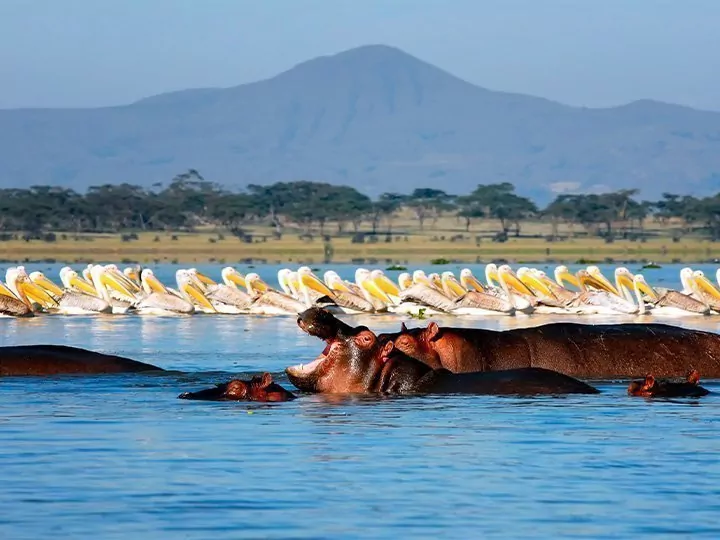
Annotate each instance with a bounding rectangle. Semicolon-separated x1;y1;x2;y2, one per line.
1;44;719;201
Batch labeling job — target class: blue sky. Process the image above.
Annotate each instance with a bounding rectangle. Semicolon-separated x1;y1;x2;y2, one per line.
1;0;718;110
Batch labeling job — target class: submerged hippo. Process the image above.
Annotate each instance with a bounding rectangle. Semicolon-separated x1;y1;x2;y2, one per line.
0;345;162;376
628;370;710;398
286;308;598;396
378;321;720;378
179;373;296;402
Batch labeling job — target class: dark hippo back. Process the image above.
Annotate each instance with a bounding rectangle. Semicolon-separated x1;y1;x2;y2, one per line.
0;345;163;376
514;323;720;378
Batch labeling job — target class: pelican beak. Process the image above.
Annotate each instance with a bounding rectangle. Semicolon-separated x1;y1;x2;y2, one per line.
374;274;401;297
486;268;499;286
300;273;335;297
70;275;100;296
33;275;64;298
557;270;581;289
578;271;611;292
182;282;217;312
329;280;352;293
616;273;636;294
444;276;467;297
227;272;247;289
18;279;58;307
0;282;17;299
361;279;392;304
461;275;485;292
109;268;141;293
499;268;535;296
519;273;553;297
194;270;216;286
143;274;167;295
693;274;720;301
588;268;619;296
398;275;413;290
635;279;658;301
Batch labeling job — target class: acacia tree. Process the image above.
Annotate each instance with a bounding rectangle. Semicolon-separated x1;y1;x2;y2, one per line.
404;188;455;230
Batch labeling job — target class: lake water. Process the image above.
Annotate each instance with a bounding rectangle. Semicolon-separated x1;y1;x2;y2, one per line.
2;263;720;538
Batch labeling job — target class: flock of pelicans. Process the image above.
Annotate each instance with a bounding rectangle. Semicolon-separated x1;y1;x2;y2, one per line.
2;263;720;319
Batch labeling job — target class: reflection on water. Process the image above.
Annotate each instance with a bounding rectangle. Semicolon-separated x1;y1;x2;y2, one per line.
2;264;720;538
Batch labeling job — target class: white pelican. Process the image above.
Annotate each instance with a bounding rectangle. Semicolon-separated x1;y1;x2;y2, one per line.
30;270;111;314
690;270;720;312
133;269;194;315
186;269;253;314
633;274;708;316
565;269;638;315
245;273;307;315
396;270;455;314
397;272;413;291
176;270;217;313
0;274;35;317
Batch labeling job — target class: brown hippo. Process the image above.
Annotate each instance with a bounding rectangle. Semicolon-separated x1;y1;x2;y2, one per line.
0;345;162;376
628;370;710;398
178;373;296;402
286;308;598;396
378;321;720;378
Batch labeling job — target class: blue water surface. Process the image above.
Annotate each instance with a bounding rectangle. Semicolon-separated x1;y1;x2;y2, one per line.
1;263;720;539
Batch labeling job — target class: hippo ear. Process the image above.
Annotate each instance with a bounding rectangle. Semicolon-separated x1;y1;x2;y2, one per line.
260;373;273;388
380;340;394;362
425;321;440;341
687;369;700;385
643;374;655;390
400;322;408;332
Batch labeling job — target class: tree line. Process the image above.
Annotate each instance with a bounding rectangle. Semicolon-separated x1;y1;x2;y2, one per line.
2;169;720;242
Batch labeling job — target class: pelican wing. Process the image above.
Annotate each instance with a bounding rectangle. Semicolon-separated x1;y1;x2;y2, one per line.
251;291;307;315
0;295;33;317
57;292;112;313
399;284;456;312
453;291;514;313
657;290;711;314
137;292;195;314
207;285;254;310
331;291;376;313
568;291;637;314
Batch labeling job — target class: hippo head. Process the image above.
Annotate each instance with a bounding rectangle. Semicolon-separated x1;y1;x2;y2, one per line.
627;369;709;398
287;308;394;393
378;321;444;370
178;373;296;401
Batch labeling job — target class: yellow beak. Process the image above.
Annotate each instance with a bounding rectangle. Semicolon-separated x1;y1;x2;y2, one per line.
557;270;581;289
0;282;19;299
182;282;217;312
588;269;619;296
374;274;400;297
461;274;485;292
693;274;720;301
18;279;58;307
227;272;247;289
499;269;535;296
32;275;65;298
195;271;216;286
361;279;392;304
70;275;100;296
634;279;658;301
300;273;335;297
443;275;467;297
519;273;553;298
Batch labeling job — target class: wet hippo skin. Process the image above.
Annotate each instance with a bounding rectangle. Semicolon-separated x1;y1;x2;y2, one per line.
379;321;720;378
0;345;163;376
287;308;599;396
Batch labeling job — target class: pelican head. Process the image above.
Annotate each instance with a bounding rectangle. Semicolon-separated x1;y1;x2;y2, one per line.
497;265;535;297
140;269;168;295
245;272;269;296
632;274;658;301
554;265;581;289
516;267;552;297
412;270;435;289
441;271;467;298
587;266;619;296
485;264;499;288
692;269;720;300
298;266;334;297
370;269;400;298
176;269;216;312
60;267;99;297
356;269;391;304
222;267;246;289
397;272;412;291
188;268;216;287
29;271;64;298
460;268;484;292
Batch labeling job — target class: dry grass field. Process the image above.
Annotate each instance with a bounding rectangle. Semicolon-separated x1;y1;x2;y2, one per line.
1;214;716;265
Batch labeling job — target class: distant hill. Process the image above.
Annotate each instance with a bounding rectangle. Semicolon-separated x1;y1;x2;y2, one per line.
1;44;720;202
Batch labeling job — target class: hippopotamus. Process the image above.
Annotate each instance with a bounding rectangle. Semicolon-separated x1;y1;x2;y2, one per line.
628;370;710;398
378;321;720;378
0;345;162;376
286;308;598;395
178;373;296;401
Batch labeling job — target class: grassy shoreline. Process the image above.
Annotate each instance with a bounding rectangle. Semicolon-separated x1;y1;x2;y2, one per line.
1;230;718;265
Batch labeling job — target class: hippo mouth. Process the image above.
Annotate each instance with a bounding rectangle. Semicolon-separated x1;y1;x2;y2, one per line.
286;340;333;379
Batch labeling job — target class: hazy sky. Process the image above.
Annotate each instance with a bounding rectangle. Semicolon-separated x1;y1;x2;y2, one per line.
2;0;719;110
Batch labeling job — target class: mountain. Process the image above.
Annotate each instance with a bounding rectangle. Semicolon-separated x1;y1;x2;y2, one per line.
2;44;720;202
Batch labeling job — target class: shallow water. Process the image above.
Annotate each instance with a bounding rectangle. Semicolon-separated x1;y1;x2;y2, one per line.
2;263;720;538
